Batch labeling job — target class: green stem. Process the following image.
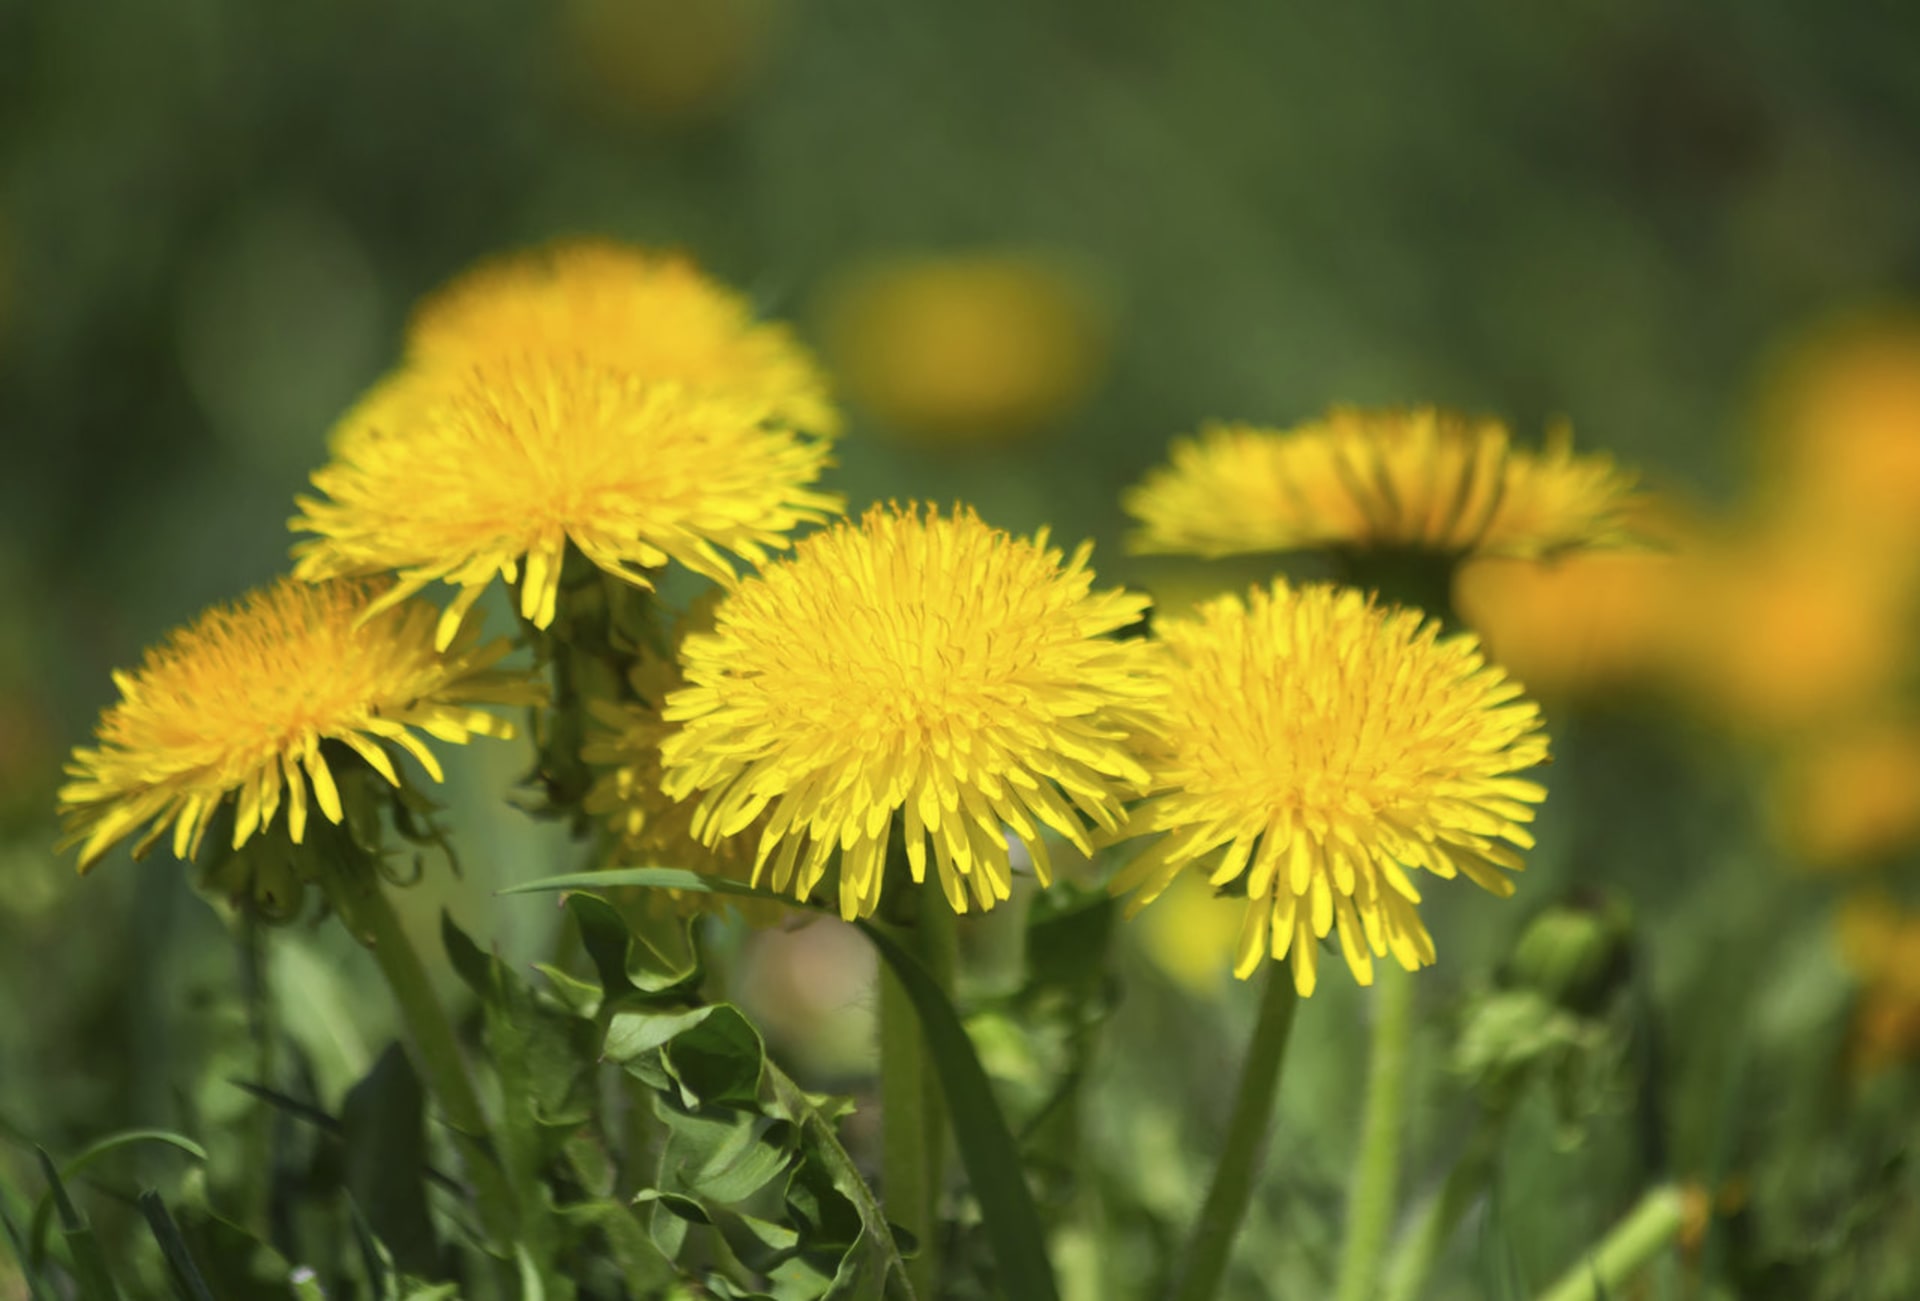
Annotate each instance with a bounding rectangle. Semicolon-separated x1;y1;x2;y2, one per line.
1172;963;1302;1301
1337;965;1416;1301
1380;1119;1502;1301
326;866;520;1247
880;901;955;1300
1532;1185;1689;1301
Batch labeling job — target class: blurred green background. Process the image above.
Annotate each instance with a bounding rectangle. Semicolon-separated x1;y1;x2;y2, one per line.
7;3;1920;1297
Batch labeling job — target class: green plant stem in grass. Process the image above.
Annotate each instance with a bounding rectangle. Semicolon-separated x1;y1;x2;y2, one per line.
1533;1185;1689;1301
1172;963;1302;1301
880;897;956;1300
324;863;520;1249
1336;964;1417;1301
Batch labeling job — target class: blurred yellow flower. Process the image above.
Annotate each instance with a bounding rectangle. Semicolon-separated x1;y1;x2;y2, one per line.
1770;724;1920;869
406;238;839;436
1133;869;1245;996
291;354;840;646
1125;407;1642;561
1116;581;1550;996
562;0;783;124
1454;547;1678;698
1666;531;1910;736
660;504;1160;920
820;252;1108;444
1757;313;1920;544
1835;894;1920;1075
58;578;540;873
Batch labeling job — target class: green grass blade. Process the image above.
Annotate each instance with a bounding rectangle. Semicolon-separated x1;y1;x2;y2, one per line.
0;1178;51;1301
499;866;817;906
856;921;1061;1301
28;1130;207;1267
137;1190;217;1301
33;1149;122;1301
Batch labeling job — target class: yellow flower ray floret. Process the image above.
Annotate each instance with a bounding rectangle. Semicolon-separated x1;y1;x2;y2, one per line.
1115;581;1550;997
58;577;543;873
659;504;1161;920
1125;406;1641;560
291;355;841;648
406;238;839;436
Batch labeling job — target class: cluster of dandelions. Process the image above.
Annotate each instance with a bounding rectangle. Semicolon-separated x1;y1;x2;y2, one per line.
59;236;1643;1000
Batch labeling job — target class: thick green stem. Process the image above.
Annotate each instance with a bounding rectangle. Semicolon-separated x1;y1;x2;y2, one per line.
880;902;955;1299
1337;965;1416;1301
327;867;519;1247
1172;963;1302;1301
1533;1185;1689;1301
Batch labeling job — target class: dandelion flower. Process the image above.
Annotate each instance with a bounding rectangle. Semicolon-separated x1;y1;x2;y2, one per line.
291;354;841;647
1771;724;1920;869
1125;407;1641;561
407;238;838;435
58;577;541;873
1454;548;1679;698
1116;581;1550;996
820;251;1108;444
659;504;1159;920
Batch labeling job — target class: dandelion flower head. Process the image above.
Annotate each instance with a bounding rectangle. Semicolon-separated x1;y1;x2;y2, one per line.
291;353;841;646
406;238;839;436
659;504;1160;921
1116;580;1550;996
59;577;542;873
1125;407;1642;561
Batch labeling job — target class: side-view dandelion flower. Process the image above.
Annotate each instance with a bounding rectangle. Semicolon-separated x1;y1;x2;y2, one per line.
406;237;839;435
1116;581;1550;996
58;577;542;873
291;354;841;646
659;504;1160;921
1124;407;1642;561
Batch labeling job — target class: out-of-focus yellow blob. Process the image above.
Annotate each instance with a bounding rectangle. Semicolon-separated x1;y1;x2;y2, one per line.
1771;724;1920;869
1665;529;1912;737
1455;548;1678;699
1758;314;1920;545
1835;894;1920;1076
562;0;782;124
1132;869;1245;996
819;253;1109;445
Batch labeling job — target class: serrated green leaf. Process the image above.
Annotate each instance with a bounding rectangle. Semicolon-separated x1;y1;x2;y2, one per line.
858;922;1060;1301
655;1103;795;1205
556;1200;682;1293
663;1006;766;1109
565;892;701;997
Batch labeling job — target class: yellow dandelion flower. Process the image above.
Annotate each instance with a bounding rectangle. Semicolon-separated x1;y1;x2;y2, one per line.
1124;407;1642;561
659;504;1160;921
58;577;542;873
1116;581;1550;997
819;251;1109;444
291;354;841;647
406;238;839;435
1454;548;1679;698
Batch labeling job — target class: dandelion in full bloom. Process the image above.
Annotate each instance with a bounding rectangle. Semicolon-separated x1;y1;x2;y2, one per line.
1770;723;1920;870
1116;581;1550;996
1454;548;1679;698
58;577;542;873
405;238;839;436
1124;407;1642;561
291;354;841;646
659;504;1160;920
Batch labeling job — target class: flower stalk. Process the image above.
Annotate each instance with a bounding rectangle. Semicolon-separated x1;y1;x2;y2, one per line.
1336;964;1416;1301
322;854;520;1247
1172;962;1302;1301
1533;1184;1689;1301
879;868;957;1298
